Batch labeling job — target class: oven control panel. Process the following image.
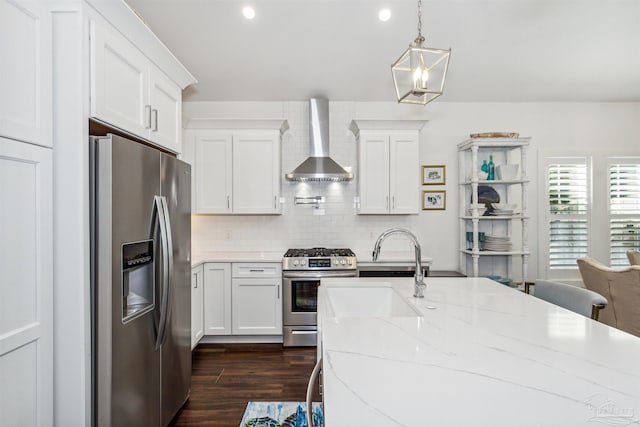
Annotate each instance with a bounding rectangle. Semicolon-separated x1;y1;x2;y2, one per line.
283;256;357;271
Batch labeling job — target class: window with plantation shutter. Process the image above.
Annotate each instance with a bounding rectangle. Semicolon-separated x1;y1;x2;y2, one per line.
548;163;589;269
609;162;640;266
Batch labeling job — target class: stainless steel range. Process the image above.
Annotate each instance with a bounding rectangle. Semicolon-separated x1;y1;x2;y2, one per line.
282;248;357;346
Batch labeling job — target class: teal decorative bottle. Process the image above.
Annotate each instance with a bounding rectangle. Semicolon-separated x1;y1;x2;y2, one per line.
481;160;489;173
487;155;495;180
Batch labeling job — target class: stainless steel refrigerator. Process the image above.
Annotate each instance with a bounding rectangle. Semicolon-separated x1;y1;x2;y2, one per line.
90;134;191;427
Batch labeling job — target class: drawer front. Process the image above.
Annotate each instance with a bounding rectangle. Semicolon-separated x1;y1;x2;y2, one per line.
232;263;282;278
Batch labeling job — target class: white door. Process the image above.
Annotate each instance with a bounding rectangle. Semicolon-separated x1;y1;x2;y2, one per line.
0;137;53;426
231;278;282;335
390;132;419;214
149;67;182;153
359;133;390;214
90;20;149;138
203;263;232;335
191;266;204;349
194;131;233;213
0;0;51;147
232;131;280;214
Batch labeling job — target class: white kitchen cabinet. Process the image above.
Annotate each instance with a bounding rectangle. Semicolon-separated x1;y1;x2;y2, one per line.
457;137;531;282
200;262;282;337
90;20;182;153
233;131;281;213
231;263;283;335
351;124;421;214
0;136;53;426
0;0;52;147
184;125;286;214
191;265;204;349
203;263;232;335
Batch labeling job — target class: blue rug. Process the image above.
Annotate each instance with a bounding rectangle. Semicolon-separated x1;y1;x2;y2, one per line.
240;402;323;427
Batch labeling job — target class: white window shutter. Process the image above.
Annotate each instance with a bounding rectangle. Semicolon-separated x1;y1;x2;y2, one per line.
609;163;640;266
548;163;589;269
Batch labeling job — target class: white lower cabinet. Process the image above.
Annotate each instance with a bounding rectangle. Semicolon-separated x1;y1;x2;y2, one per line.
203;263;232;336
191;265;204;349
232;278;282;335
199;262;282;341
0;137;53;426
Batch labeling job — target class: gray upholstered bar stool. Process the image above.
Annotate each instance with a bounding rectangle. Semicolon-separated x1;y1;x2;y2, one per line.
533;279;608;321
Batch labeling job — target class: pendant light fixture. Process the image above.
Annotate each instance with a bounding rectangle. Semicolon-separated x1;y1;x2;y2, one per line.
391;0;451;105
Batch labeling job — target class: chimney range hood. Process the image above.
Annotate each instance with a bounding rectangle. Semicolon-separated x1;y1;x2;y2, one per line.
285;98;353;182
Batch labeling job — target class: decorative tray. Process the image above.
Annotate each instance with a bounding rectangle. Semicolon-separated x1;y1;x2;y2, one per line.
470;132;519;138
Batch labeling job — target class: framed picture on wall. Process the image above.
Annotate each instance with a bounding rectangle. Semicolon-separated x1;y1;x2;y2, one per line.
423;190;446;210
422;165;446;185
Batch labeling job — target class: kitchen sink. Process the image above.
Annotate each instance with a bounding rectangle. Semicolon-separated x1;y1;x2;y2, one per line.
325;285;423;318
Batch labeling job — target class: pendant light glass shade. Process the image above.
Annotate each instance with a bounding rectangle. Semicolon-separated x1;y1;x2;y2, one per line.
391;0;451;105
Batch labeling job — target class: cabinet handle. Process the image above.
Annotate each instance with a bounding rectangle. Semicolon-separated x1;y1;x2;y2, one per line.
274;195;277;209
392;196;395;209
386;196;389;209
227;195;230;209
145;105;152;129
277;284;280;299
193;273;198;289
249;269;264;273
152;109;158;132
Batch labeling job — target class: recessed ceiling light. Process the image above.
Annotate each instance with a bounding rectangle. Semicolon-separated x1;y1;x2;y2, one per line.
378;8;391;22
243;6;255;20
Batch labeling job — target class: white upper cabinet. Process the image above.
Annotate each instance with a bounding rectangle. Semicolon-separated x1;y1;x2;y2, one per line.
183;121;288;215
232;131;281;213
0;0;51;147
351;121;424;215
90;20;148;137
358;132;390;214
389;133;420;214
191;131;233;213
149;67;182;153
90;20;183;153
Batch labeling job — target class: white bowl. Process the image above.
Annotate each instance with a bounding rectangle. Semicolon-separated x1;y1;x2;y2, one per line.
492;203;517;211
468;207;487;216
496;164;519;180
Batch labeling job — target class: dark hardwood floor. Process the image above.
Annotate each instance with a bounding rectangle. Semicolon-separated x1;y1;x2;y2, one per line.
170;343;319;426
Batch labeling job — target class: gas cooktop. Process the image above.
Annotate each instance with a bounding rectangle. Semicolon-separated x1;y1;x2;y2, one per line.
284;248;355;258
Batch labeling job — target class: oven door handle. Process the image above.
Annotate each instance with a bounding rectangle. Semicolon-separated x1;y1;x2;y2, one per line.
291;330;318;335
283;271;358;279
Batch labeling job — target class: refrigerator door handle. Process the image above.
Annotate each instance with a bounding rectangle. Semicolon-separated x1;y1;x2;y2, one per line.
159;196;173;347
153;195;171;351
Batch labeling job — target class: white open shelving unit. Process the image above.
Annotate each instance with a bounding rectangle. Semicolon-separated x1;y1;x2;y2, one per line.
458;137;531;283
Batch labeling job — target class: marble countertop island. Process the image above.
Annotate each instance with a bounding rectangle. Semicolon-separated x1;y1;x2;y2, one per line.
317;277;640;426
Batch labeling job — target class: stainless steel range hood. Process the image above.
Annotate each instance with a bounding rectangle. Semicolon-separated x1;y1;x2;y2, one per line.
285;98;353;182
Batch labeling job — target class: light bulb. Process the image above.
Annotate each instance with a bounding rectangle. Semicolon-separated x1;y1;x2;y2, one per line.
378;9;391;22
243;6;255;20
412;66;429;90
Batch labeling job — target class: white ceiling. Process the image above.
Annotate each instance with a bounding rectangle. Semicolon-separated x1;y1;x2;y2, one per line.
126;0;640;103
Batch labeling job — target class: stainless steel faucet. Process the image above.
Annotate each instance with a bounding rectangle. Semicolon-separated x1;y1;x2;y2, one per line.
372;228;426;298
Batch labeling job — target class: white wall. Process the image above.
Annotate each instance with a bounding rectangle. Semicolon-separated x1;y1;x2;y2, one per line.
185;101;640;276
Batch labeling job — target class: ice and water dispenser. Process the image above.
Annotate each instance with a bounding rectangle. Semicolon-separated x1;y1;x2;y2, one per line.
121;240;155;322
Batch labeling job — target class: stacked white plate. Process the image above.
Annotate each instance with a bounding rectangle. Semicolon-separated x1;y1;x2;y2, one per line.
483;236;512;251
491;208;516;216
